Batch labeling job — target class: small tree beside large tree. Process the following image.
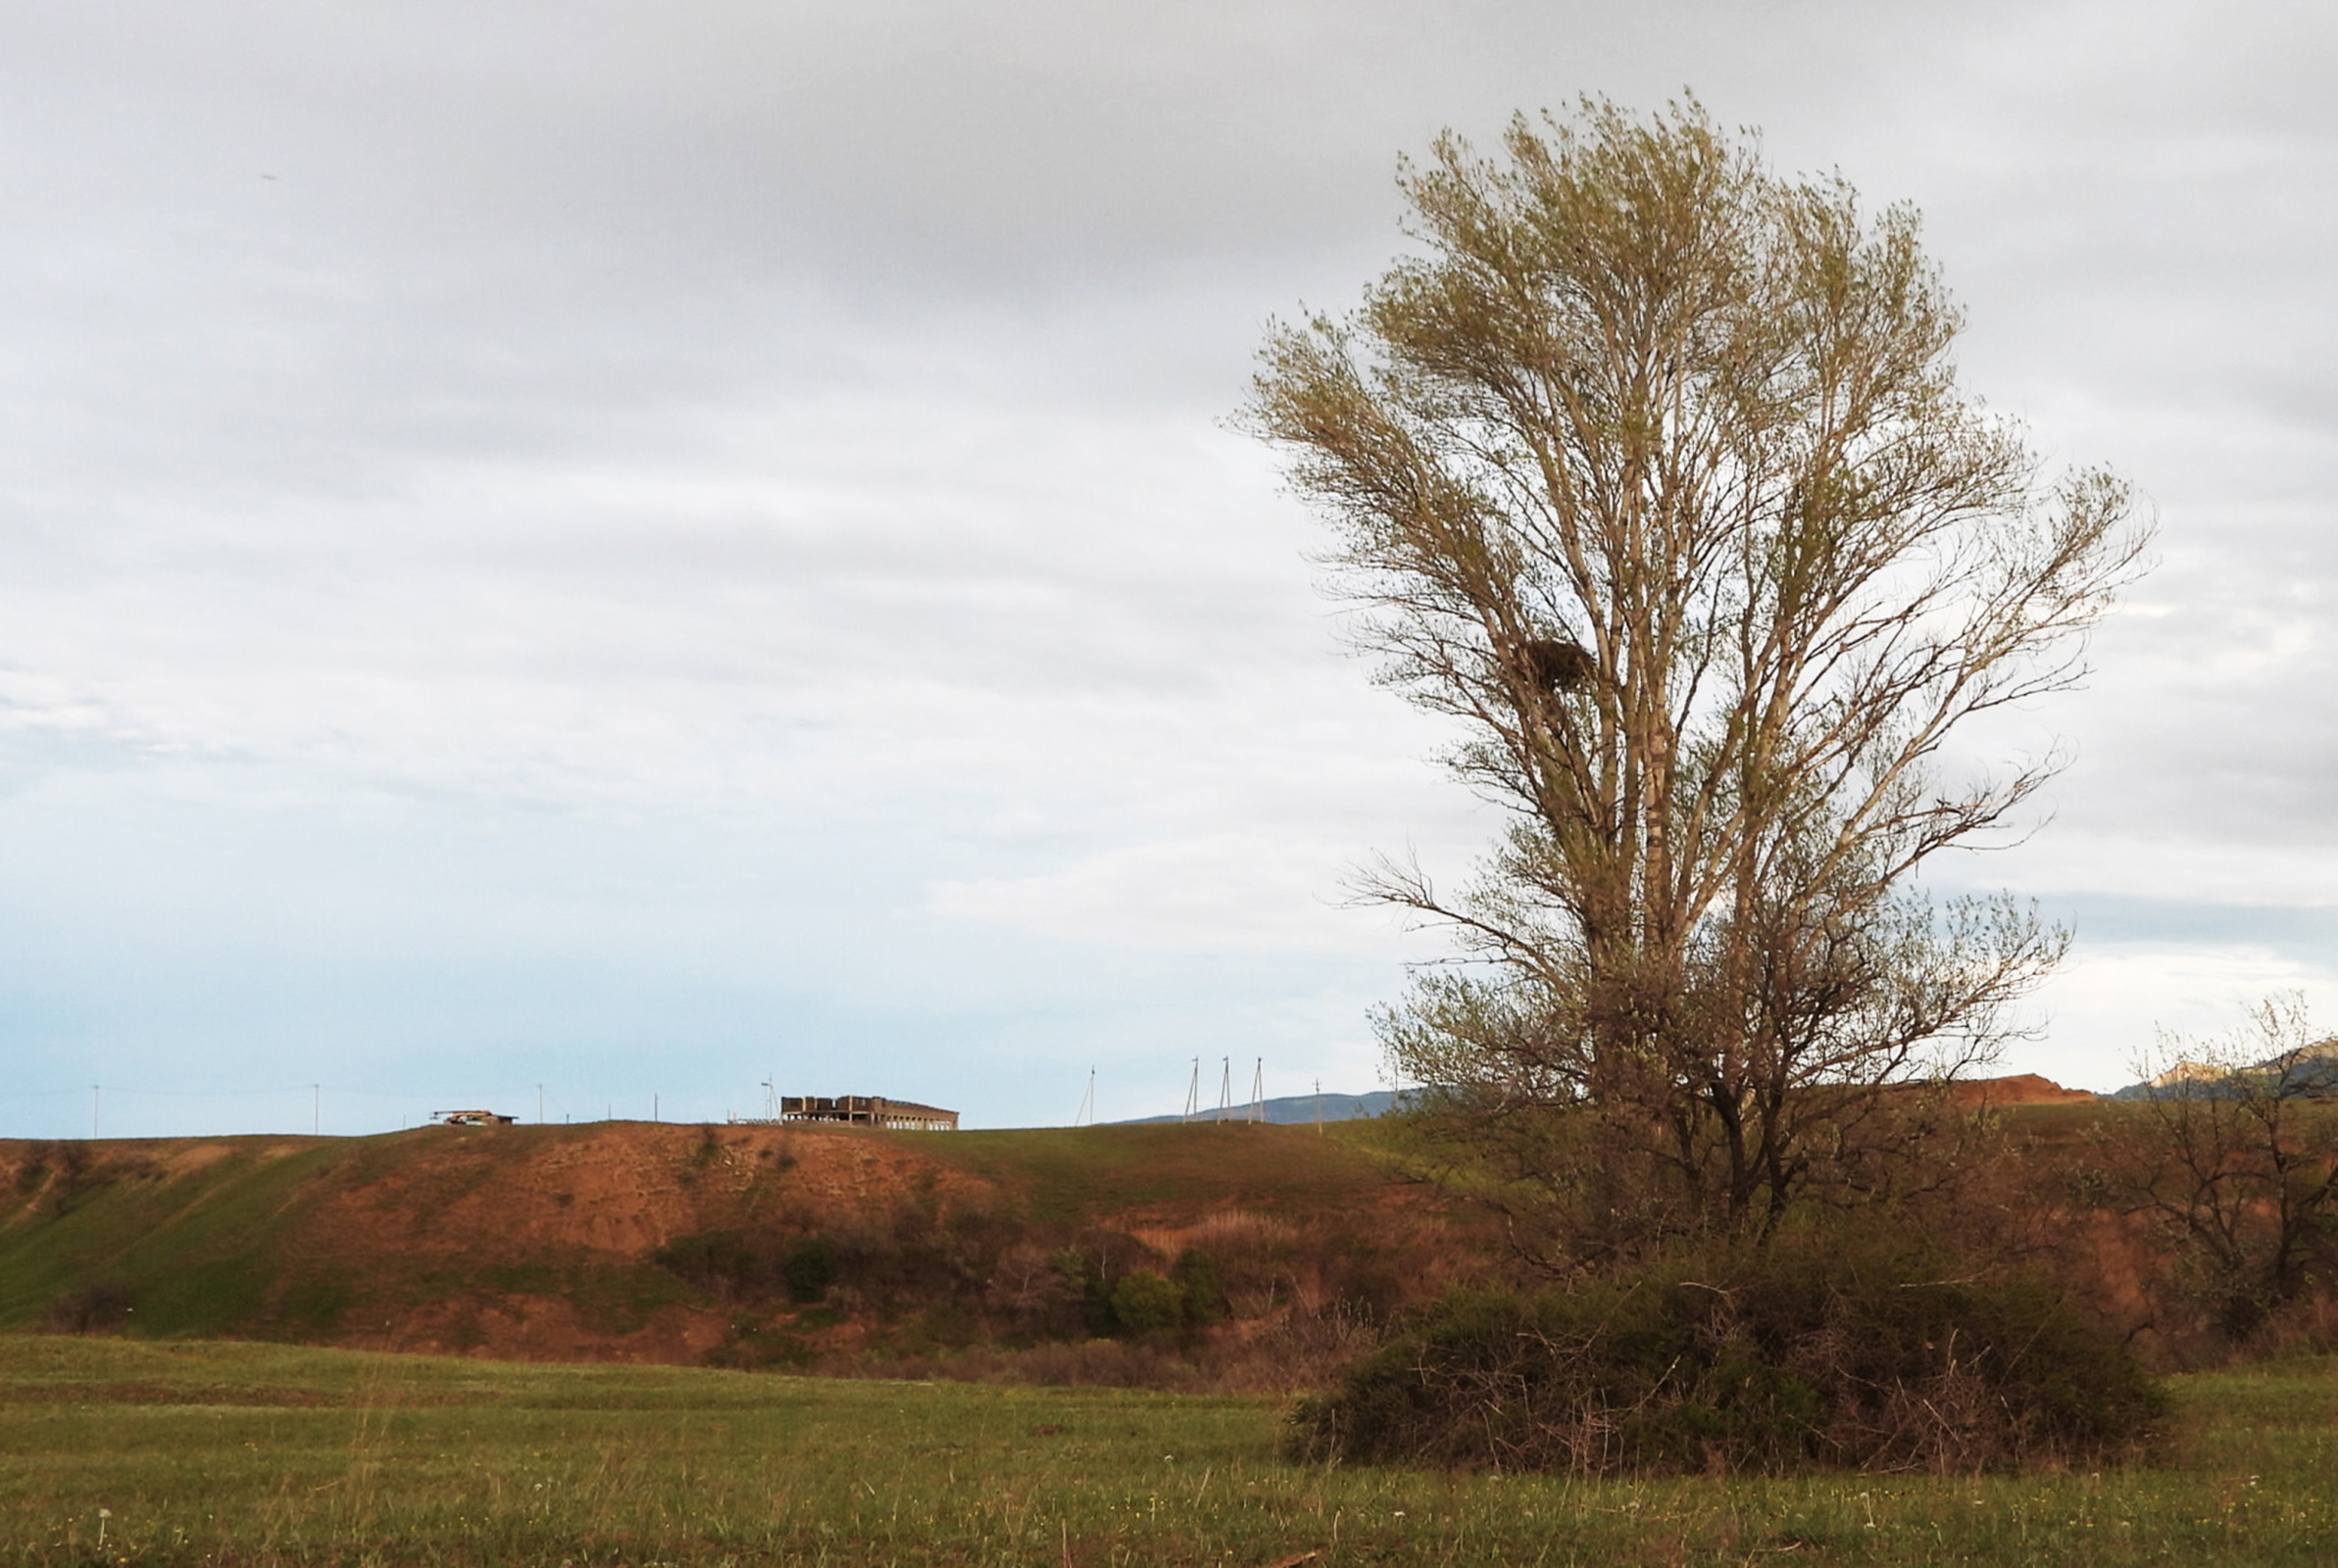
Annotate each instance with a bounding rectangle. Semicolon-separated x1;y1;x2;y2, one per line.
1248;99;2150;1261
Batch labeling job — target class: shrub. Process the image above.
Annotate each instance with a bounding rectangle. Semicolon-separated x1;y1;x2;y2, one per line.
781;1237;841;1303
1111;1269;1185;1335
651;1231;763;1298
44;1285;134;1334
1289;1235;2165;1475
1052;1234;1160;1337
1171;1249;1225;1327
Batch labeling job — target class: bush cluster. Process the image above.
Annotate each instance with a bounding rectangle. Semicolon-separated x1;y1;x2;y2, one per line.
1288;1234;2164;1476
640;1194;1441;1390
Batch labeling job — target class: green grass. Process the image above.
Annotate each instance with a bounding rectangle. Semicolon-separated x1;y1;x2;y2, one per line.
4;1336;2337;1565
0;1140;332;1335
912;1122;1402;1226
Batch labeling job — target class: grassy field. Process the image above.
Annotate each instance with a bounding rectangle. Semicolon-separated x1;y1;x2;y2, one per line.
3;1337;2337;1565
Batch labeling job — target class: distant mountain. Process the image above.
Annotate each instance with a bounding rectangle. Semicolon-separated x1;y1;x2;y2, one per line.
1115;1076;2098;1123
2108;1044;2338;1102
1112;1089;1411;1126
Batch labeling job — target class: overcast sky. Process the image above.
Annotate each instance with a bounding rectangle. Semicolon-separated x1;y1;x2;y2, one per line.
1;0;2332;1135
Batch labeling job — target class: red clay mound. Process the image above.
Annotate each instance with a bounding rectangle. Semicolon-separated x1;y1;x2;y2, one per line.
304;1120;997;1263
1949;1073;2099;1107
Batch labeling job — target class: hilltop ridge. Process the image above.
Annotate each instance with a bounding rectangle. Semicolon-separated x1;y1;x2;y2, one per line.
1112;1089;1409;1125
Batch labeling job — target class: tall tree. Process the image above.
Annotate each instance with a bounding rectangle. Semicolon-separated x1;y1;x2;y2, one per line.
1247;99;2149;1254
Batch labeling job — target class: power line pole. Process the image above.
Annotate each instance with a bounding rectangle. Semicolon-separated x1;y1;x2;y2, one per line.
1250;1057;1265;1123
91;1085;99;1141
1073;1067;1095;1127
313;1084;321;1137
1315;1078;1322;1136
1217;1057;1230;1122
538;1084;545;1124
1182;1057;1199;1124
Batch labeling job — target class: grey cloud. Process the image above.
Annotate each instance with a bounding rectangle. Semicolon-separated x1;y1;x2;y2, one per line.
2;0;2335;1119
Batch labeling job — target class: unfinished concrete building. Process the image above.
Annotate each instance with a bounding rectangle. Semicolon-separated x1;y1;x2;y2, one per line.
778;1095;959;1131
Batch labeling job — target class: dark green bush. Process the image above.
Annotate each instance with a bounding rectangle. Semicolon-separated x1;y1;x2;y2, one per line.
1052;1234;1162;1338
780;1237;841;1303
1289;1235;2164;1475
1111;1269;1185;1335
651;1231;762;1298
44;1284;134;1334
1171;1249;1225;1327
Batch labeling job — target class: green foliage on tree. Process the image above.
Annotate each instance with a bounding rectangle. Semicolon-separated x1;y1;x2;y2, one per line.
1247;97;2150;1256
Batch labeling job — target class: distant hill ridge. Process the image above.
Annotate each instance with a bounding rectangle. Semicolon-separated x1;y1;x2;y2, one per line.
1115;1076;2092;1125
1112;1090;1410;1126
2109;1041;2338;1102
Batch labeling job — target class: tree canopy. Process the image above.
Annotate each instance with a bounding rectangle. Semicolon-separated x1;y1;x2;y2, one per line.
1247;99;2151;1254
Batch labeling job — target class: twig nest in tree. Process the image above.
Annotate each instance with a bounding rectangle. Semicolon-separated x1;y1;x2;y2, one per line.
1522;638;1594;693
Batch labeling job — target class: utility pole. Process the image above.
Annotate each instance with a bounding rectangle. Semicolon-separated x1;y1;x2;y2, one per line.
1217;1057;1231;1122
91;1085;99;1141
1315;1078;1322;1136
1250;1057;1265;1123
538;1084;545;1124
1182;1057;1199;1124
313;1084;321;1137
653;1094;660;1122
1073;1067;1095;1127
